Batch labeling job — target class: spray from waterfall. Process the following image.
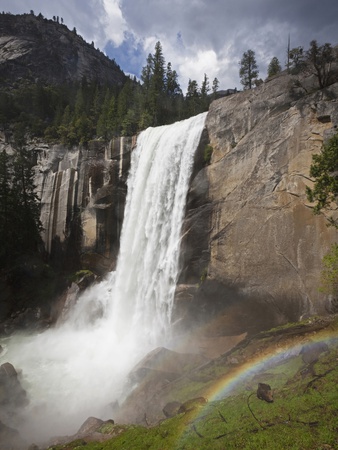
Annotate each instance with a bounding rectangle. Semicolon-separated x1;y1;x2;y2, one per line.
0;112;207;443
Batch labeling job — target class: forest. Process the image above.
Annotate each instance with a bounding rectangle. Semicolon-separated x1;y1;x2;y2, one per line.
0;28;337;282
0;40;220;148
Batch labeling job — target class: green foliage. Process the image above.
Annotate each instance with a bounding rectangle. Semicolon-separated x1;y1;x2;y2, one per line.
199;267;208;285
203;145;213;165
212;77;219;99
306;132;338;227
306;40;335;88
288;46;305;74
0;148;43;267
68;270;94;283
48;333;338;450
267;56;282;77
0;39;215;145
239;49;259;89
288;40;335;87
319;244;338;295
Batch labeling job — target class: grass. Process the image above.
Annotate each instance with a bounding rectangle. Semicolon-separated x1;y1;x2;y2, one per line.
47;321;338;450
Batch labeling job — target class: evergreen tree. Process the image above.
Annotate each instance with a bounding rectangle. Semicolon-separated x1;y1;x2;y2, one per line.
267;56;282;77
239;49;259;89
0;150;14;262
185;79;200;116
306;132;338;227
288;46;305;74
164;62;182;123
200;73;210;111
140;53;154;119
150;41;166;125
165;62;181;97
306;40;334;88
212;77;220;100
96;89;110;140
0;148;42;266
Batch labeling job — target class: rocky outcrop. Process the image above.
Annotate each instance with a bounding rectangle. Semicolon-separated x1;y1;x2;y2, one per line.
0;13;127;87
33;136;134;272
177;73;338;335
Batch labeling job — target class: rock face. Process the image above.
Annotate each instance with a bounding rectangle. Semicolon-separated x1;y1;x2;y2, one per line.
0;13;127;87
178;70;338;334
33;137;134;272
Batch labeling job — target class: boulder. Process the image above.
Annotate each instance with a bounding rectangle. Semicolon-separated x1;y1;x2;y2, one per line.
0;362;28;407
0;420;24;450
177;397;208;413
128;347;206;384
162;401;182;418
257;383;274;403
76;417;105;435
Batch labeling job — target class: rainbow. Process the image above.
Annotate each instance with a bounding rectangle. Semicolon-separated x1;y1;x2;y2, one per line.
204;329;336;402
172;326;337;449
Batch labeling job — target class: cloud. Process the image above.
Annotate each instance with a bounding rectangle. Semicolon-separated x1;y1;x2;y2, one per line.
2;0;338;91
107;0;338;90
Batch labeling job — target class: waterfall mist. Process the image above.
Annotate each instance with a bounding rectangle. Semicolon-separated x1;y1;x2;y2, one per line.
0;112;207;443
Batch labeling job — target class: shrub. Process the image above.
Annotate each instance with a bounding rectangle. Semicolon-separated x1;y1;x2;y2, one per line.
204;144;213;165
320;243;338;295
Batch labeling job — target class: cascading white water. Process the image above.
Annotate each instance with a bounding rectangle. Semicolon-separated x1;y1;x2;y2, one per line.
0;112;207;443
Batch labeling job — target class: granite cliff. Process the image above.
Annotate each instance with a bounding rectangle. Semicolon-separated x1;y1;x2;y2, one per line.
0;12;127;87
1;34;338;342
175;68;338;350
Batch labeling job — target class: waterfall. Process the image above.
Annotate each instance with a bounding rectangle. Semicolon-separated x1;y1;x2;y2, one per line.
0;112;207;442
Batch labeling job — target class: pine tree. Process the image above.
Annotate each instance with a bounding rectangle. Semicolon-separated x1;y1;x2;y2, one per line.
288;46;305;74
239;49;259;89
267;57;282;77
0;147;42;266
306;40;334;88
0;150;14;262
212;77;219;99
306;132;338;227
200;73;210;111
150;41;166;125
164;62;182;123
185;79;200;116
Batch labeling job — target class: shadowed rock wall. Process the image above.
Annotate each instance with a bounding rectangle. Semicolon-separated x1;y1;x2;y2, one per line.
34;137;135;273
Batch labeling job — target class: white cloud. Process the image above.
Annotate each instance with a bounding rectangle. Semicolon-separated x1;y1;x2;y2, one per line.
2;0;338;90
101;0;127;47
177;50;220;92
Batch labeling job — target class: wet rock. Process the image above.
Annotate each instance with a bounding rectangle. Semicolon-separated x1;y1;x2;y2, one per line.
0;420;24;450
162;401;182;418
129;347;205;384
0;362;28;407
177;397;208;413
76;416;104;435
257;383;274;403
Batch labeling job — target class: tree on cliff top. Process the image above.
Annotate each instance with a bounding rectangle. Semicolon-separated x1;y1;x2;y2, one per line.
239;49;259;89
267;56;282;78
306;40;335;89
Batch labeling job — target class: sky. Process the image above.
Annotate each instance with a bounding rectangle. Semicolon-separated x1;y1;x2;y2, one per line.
1;0;338;92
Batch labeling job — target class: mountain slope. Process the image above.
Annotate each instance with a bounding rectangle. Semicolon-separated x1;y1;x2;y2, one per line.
0;12;127;87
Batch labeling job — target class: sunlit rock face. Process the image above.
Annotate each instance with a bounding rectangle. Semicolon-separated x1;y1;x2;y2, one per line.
34;137;134;272
202;72;338;322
